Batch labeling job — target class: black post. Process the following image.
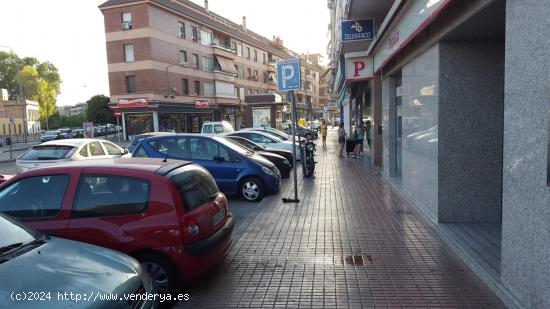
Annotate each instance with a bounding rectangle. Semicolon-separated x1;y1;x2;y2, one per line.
282;91;300;203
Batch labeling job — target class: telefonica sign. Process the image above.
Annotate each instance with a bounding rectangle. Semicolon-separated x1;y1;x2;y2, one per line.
345;56;373;82
341;19;374;42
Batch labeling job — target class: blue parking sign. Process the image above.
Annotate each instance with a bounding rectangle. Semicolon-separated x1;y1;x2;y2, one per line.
277;58;301;92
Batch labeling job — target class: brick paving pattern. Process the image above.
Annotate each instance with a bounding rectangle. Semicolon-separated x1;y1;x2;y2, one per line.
176;130;505;308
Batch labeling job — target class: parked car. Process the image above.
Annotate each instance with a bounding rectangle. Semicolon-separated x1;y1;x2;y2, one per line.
201;121;235;134
225;130;302;160
0;158;235;294
127;132;175;153
306;120;321;132
280;122;318;140
0;212;157;308
243;127;305;143
133;134;281;202
40;130;66;143
72;128;84;138
57;128;74;138
223;137;292;178
225;135;294;165
16;139;127;174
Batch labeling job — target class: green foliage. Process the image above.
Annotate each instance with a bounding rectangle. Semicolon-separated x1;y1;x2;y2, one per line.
86;95;115;125
46;113;87;129
0;52;62;128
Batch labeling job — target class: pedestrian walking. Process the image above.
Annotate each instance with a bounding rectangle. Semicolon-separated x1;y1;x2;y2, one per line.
320;119;328;148
352;122;364;158
337;123;346;158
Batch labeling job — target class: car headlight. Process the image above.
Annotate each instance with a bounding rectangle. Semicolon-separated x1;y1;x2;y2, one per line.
261;166;275;176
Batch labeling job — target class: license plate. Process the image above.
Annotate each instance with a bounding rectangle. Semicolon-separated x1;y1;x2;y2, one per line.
212;208;226;226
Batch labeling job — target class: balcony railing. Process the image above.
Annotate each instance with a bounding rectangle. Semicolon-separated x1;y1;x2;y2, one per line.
212;42;236;54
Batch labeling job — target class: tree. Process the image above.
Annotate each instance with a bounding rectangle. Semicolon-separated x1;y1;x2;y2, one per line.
36;80;57;130
0;51;24;100
86;95;115;125
16;65;39;100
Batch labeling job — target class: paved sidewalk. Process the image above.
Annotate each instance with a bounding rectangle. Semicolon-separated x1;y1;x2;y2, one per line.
180;131;503;308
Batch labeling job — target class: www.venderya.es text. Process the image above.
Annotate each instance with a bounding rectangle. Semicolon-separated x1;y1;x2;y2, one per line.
10;291;190;303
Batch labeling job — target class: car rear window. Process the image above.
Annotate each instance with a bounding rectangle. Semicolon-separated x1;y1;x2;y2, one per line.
166;165;219;211
19;145;75;160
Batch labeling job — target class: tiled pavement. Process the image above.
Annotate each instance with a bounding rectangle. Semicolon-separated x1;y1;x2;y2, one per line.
176;130;505;308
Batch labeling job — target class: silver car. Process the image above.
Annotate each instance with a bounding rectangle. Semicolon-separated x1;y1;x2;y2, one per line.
16;139;127;173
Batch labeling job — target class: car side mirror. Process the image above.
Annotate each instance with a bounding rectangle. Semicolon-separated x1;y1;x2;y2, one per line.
213;155;225;162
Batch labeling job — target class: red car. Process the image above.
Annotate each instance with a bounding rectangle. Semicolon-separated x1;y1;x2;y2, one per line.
0;158;235;294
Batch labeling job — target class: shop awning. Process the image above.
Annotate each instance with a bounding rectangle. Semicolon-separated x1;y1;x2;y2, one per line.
215;55;237;74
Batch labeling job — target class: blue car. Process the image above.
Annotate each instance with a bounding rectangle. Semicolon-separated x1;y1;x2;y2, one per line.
133;134;281;202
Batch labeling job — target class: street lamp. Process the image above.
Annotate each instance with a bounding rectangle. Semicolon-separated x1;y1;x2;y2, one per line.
0;45;27;142
165;63;186;99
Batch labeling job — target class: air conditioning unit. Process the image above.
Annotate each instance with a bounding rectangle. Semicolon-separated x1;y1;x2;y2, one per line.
121;21;132;30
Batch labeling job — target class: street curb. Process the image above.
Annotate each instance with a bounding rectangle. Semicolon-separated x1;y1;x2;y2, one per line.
0;159;15;163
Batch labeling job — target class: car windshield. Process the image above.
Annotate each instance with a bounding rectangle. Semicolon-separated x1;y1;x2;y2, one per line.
0;213;37;252
223;137;254;153
212;136;251;155
19;145;75;160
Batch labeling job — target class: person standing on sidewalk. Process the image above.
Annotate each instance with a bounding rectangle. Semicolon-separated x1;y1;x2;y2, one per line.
338;123;346;158
365;120;372;151
320;119;328;148
352;122;364;159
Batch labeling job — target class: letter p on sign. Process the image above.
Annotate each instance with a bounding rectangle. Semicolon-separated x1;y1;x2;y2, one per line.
277;58;301;92
281;65;294;89
353;61;365;77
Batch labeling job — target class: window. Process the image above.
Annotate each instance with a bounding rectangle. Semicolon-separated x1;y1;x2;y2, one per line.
253;50;258;62
19;145;75;160
192;53;198;68
166;165;219;211
249;133;273;144
133;146;149;158
89;141;105;156
203;124;212;134
179;50;187;64
247;68;251;80
263;53;267;64
200;30;212;46
79;146;88;157
102;141;123;155
194;81;201;96
238;66;244;79
182;79;189;95
246;47;251;59
247;89;252;95
121;12;132;29
253;70;258;81
204;81;214;97
231;42;236;52
147;137;188;158
236;44;242;57
126;75;136;93
189;138;223;160
202;57;214;72
124;44;134;62
178;21;186;38
73;175;150;218
0;175;70;219
191;26;198;42
213;125;223;134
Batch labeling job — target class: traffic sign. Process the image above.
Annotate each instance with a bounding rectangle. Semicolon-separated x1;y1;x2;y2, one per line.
323;106;328;113
114;109;122;118
277;58;301;92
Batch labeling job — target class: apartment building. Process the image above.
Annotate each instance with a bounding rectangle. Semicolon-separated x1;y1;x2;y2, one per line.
99;0;325;140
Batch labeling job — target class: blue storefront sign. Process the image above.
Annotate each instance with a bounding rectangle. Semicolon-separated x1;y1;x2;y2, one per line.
341;19;374;42
277;58;301;92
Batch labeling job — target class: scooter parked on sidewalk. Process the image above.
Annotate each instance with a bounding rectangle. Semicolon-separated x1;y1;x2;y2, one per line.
301;139;316;177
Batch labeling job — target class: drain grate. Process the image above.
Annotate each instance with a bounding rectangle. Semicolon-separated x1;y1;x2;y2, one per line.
342;255;373;266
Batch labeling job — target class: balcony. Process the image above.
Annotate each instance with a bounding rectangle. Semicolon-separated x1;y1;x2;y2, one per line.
264;76;276;84
212;43;236;59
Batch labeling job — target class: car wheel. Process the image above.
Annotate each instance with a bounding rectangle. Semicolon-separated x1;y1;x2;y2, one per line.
305;133;312;140
136;252;179;295
240;177;265;202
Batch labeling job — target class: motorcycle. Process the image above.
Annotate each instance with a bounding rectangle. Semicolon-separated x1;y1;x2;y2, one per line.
301;139;316;177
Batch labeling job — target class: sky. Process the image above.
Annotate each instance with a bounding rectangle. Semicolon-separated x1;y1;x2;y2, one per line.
0;0;330;107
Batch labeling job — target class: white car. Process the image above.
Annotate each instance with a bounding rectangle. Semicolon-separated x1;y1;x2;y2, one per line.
201;121;235;134
243;127;305;143
224;131;302;160
15;139;127;173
